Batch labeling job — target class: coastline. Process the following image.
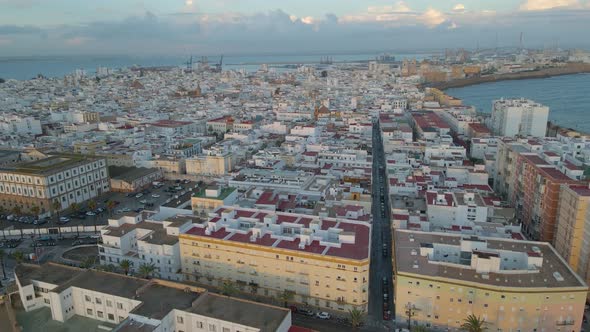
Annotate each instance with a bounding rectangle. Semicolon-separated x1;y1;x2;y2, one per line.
428;63;590;90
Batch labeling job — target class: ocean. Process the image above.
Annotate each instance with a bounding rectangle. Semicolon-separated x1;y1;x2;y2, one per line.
0;52;432;81
446;73;590;133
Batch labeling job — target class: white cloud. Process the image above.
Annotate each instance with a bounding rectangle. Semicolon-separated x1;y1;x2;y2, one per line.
420;8;447;27
185;0;193;5
453;4;466;12
300;16;315;25
368;1;411;14
520;0;579;10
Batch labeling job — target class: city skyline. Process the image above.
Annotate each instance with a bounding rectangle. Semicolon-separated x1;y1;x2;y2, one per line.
1;0;590;56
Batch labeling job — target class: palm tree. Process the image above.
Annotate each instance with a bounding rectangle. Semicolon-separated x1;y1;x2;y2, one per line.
106;200;116;217
12;250;25;263
138;263;156;279
87;199;98;233
69;202;80;214
0;249;7;280
349;308;365;329
52;199;61;220
31;205;40;217
277;289;295;308
461;314;487;332
119;259;132;275
221;279;238;297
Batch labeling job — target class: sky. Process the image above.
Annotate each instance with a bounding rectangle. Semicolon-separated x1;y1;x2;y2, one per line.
0;0;590;56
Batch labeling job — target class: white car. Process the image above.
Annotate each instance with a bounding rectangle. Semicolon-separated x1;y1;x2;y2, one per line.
59;216;70;222
316;312;331;320
86;211;96;216
135;193;143;198
151;194;160;198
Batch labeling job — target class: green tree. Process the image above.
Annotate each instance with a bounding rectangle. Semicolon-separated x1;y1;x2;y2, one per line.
461;314;487;332
221;279;238;297
81;257;95;269
349;308;365;329
138;263;156;279
119;259;132;275
52;199;61;217
12;251;25;263
88;199;98;233
277;289;295;308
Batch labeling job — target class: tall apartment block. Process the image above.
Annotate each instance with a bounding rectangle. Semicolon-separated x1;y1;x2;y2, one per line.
555;185;590;295
0;153;110;215
491;98;549;137
180;206;370;313
394;229;588;332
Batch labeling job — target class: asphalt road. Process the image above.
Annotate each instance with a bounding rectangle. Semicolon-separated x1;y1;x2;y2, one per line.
367;120;395;328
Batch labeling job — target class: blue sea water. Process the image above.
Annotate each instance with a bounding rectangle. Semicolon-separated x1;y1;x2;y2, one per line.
0;52;431;81
446;74;590;133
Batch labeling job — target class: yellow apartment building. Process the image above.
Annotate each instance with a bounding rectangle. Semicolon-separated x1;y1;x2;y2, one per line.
555;184;590;296
394;229;588;332
180;207;371;313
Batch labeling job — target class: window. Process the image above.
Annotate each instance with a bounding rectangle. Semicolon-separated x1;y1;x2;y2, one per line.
117;302;123;310
108;314;115;321
96;298;102;304
85;295;91;302
209;324;217;332
196;322;203;328
97;311;104;318
87;309;93;315
177;316;184;323
44;299;50;304
118;316;124;322
106;300;112;307
223;328;230;332
26;295;33;301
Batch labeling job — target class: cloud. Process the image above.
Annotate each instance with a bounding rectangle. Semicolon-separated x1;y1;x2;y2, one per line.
520;0;579;10
420;8;447;27
453;4;466;12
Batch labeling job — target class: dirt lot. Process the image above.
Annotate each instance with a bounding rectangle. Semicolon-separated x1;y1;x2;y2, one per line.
62;245;98;262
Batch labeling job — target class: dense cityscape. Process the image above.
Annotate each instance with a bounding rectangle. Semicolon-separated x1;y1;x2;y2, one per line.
2;18;590;332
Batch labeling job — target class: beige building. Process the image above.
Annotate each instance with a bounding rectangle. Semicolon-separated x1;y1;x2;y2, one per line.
108;166;163;192
180;207;371;313
394;229;588;332
190;186;238;215
0;154;110;215
555;185;590;296
186;153;232;176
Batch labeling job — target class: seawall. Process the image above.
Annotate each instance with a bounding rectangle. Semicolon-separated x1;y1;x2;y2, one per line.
427;63;590;90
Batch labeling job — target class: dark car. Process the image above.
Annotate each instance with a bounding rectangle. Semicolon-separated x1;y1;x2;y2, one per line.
298;309;314;316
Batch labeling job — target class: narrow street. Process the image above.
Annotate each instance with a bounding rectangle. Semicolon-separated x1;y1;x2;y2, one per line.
368;119;395;327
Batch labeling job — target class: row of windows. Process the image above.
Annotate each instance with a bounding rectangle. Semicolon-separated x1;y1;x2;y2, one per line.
84;295;124;310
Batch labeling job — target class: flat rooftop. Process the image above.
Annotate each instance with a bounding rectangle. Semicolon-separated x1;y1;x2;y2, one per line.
109;166;160;182
183;207;370;261
15;263;82;287
131;284;200;320
188;293;289;332
1;154;100;175
103;221;178;246
394;229;587;289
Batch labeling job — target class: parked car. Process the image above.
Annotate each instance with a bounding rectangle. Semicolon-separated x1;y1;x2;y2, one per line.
316;312;331;320
72;240;84;246
135;193;143;198
59;216;70;223
151;194;160;198
298;309;314;316
86;211;96;216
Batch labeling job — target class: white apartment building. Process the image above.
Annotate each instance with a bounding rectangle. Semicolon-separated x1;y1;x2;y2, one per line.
425;191;489;229
0;116;42;135
490;98;549;137
15;263;292;332
99;212;191;281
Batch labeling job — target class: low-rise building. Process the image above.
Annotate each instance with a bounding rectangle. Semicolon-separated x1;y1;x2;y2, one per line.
108;166;163;192
0;154;109;215
15;262;293;332
190;186;238;215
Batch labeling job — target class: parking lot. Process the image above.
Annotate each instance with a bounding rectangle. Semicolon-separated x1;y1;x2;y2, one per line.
0;180;200;232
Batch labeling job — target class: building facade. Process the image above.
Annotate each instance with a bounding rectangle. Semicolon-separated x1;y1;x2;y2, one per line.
180;207;371;313
0;154;109;215
394;229;588;332
491;98;549;137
